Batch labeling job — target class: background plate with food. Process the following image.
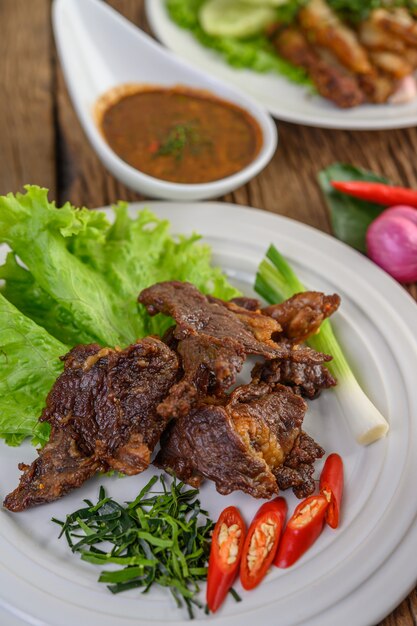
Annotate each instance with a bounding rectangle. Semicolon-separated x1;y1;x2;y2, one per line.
146;0;417;129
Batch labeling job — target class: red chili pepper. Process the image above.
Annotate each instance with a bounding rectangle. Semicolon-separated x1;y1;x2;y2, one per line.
240;498;287;591
206;506;245;613
320;453;344;529
274;495;328;568
331;180;417;208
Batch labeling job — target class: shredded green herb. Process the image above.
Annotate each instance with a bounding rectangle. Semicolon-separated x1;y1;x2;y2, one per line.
156;122;211;161
53;475;214;619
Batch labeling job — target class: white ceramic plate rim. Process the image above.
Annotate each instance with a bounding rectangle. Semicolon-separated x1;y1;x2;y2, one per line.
146;0;417;130
1;202;417;626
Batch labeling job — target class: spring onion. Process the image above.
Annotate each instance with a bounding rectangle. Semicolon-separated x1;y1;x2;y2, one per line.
53;475;214;619
255;244;389;445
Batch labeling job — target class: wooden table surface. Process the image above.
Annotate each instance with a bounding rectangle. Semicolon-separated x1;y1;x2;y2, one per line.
1;0;417;623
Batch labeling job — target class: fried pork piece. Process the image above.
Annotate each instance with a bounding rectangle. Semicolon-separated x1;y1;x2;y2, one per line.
358;19;407;53
404;47;417;69
262;291;340;343
371;8;417;47
252;357;336;399
155;382;323;499
357;71;396;104
4;339;178;512
298;0;373;74
274;27;365;108
139;282;325;418
368;50;413;79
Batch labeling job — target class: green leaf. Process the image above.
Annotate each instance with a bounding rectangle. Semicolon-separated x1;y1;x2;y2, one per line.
0;187;239;447
0;293;67;446
98;566;146;583
0;252;95;346
318;163;390;253
0;187;239;349
166;0;311;86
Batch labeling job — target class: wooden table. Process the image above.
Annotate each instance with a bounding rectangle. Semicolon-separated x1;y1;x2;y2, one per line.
1;1;417;623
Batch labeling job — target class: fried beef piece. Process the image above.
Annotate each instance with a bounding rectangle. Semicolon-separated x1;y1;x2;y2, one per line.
275;431;324;498
139;281;312;418
155;382;321;499
252;358;336;399
262;291;340;343
229;296;261;311
140;282;281;356
4;339;178;512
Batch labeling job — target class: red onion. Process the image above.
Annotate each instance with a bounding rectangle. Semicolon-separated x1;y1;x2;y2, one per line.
366;205;417;282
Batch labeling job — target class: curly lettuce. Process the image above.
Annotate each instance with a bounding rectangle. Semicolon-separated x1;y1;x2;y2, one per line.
0;187;239;346
0;294;68;446
166;0;311;85
0;186;239;445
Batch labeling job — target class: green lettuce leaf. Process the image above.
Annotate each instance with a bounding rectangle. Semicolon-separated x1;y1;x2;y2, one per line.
0;293;68;446
0;252;95;346
0;186;239;446
0;187;239;347
0;187;138;346
166;0;311;86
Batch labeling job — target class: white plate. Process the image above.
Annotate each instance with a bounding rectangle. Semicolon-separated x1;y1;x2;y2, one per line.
1;202;417;626
146;0;417;130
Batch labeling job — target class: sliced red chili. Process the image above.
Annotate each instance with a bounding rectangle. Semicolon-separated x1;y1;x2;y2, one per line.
240;498;287;591
274;495;328;568
206;506;245;613
320;453;344;529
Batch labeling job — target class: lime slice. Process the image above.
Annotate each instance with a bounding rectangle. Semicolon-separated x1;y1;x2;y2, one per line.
199;0;277;38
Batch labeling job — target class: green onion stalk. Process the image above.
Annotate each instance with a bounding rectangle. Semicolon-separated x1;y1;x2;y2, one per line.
255;245;389;445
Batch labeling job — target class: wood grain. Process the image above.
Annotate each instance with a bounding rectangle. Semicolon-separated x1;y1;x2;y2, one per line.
0;0;416;623
55;0;147;207
0;0;55;196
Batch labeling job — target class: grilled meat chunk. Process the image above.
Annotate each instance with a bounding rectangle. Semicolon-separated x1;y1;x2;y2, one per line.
229;296;261;311
4;339;178;512
140;282;281;357
371;8;417;47
262;291;340;343
298;0;373;74
275;431;324;498
357;71;397;104
155;382;322;499
274;27;365;108
358;19;407;53
139;282;323;418
253;358;336;399
368;50;413;79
